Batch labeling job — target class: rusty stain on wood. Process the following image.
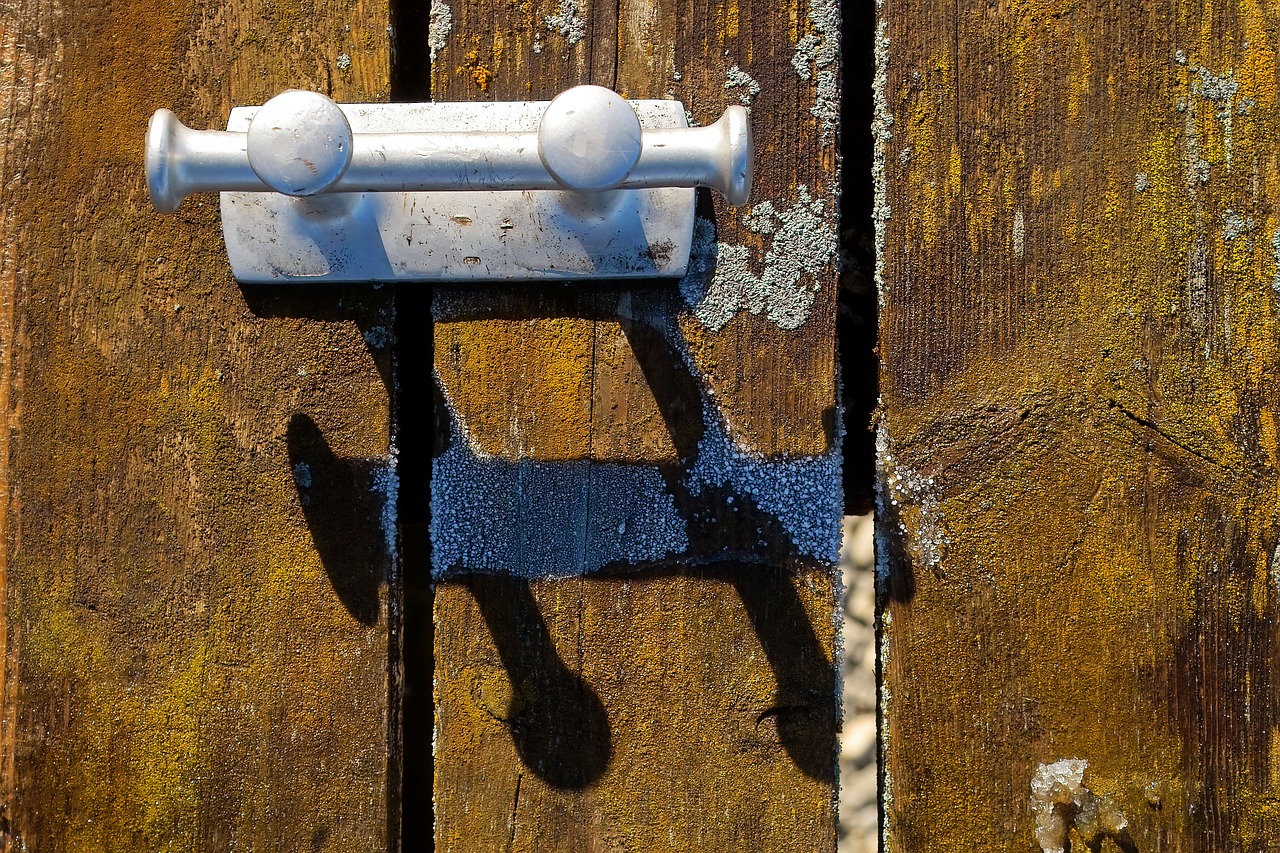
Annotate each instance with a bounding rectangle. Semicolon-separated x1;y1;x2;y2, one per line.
880;0;1280;849
431;0;841;845
0;0;397;847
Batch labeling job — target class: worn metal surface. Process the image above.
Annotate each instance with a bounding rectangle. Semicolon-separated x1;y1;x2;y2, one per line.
429;0;841;844
879;0;1280;849
0;0;397;847
220;100;696;283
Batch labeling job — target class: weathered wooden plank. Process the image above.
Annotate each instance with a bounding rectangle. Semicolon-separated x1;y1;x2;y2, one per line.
435;566;837;848
428;0;842;845
0;0;397;848
880;0;1280;849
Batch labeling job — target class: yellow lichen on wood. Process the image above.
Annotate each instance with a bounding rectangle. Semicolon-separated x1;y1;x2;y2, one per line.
434;570;836;851
431;0;840;842
882;0;1280;848
436;316;594;460
1;0;396;844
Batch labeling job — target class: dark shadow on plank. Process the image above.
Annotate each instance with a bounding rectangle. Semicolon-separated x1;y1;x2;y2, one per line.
461;573;613;789
287;412;388;626
241;283;395;398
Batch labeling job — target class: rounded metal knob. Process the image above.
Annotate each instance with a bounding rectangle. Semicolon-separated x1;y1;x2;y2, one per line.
145;109;185;214
246;90;353;196
145;87;753;212
537;86;643;192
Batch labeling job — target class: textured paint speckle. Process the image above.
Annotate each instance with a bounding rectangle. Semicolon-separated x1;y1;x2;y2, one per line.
430;421;689;576
373;448;398;556
688;404;842;563
431;310;843;574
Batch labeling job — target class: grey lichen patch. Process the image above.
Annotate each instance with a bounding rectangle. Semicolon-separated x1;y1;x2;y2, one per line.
1030;759;1132;853
428;0;452;62
1135;172;1149;192
335;53;351;71
1272;229;1280;293
792;34;818;80
680;185;836;331
1182;99;1210;187
872;18;894;311
1222;209;1255;242
724;65;760;106
1012;209;1025;258
791;0;839;142
1191;65;1240;166
544;0;586;46
877;425;948;576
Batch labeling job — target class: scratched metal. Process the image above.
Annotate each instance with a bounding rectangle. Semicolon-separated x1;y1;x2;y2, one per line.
220;101;695;283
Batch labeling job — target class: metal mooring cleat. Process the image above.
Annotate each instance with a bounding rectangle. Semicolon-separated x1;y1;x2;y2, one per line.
145;85;753;283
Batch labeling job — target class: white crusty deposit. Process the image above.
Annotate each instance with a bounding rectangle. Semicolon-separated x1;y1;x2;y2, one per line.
680;186;837;331
428;0;451;62
791;0;840;141
431;301;842;577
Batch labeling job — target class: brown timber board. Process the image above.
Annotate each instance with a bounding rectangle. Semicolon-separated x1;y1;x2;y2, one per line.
429;0;842;846
880;0;1280;849
0;0;398;848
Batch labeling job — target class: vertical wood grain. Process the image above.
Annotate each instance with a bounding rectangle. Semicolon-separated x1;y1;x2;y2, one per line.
0;0;397;847
880;0;1280;848
429;0;842;846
